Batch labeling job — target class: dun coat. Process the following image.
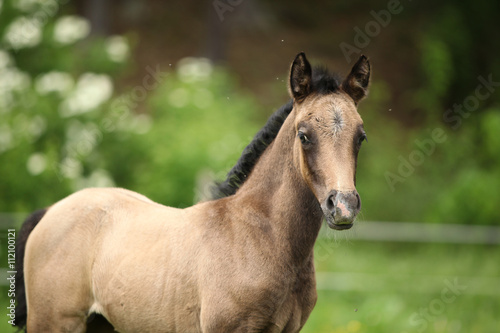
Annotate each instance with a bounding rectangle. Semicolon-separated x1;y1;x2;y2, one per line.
15;52;370;333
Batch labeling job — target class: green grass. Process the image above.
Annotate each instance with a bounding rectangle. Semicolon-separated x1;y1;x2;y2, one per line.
1;229;499;332
302;235;500;333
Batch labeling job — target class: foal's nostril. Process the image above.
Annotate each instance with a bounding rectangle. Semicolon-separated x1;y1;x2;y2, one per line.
355;193;361;210
326;194;336;212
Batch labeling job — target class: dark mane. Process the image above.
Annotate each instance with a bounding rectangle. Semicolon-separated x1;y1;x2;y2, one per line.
211;66;341;199
210;99;293;199
311;66;342;95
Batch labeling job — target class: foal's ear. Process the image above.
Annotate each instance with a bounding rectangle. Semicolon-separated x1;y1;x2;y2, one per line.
289;52;312;102
342;55;370;104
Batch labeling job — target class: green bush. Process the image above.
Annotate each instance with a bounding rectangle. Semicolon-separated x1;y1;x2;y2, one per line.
124;58;261;207
0;0;263;212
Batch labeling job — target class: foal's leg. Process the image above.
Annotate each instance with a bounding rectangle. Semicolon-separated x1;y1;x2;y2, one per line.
27;310;87;333
25;265;93;332
23;195;106;332
25;236;94;331
25;258;95;333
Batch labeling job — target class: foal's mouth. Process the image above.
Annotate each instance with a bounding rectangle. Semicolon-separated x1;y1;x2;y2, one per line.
324;215;354;230
330;222;353;230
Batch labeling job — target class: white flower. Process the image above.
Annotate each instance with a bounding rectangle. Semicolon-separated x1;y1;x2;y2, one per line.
59;157;82;179
3;16;43;49
59;73;113;117
177;57;213;83
26;152;47;175
105;36;129;62
0;66;30;111
0;49;12;70
0;67;31;92
29;115;47;141
35;71;74;96
53;16;90;45
131;114;152;134
14;0;44;12
75;169;115;190
0;91;13;111
64;120;101;158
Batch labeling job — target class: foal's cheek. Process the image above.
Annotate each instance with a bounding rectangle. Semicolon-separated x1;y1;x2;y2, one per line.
298;147;328;201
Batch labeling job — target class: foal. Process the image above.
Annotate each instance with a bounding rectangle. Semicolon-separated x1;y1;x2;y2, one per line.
16;52;370;332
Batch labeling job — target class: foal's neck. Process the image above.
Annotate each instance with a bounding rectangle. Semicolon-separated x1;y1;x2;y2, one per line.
232;107;323;265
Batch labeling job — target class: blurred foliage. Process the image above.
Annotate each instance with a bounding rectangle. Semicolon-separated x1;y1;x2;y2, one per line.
0;0;499;224
355;0;500;225
131;59;260;207
0;0;260;211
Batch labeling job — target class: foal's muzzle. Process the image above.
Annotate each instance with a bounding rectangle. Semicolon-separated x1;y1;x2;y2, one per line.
321;190;361;230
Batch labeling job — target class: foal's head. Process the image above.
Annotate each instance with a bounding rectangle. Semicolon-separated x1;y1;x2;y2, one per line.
288;53;370;230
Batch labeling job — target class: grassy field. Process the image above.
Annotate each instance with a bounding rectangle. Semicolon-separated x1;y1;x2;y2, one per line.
303;235;500;333
1;226;499;332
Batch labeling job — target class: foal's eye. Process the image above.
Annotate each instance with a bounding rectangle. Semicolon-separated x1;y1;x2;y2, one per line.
357;134;367;146
298;131;311;145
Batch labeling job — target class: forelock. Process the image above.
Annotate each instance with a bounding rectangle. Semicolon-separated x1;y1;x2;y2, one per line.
311;66;342;95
